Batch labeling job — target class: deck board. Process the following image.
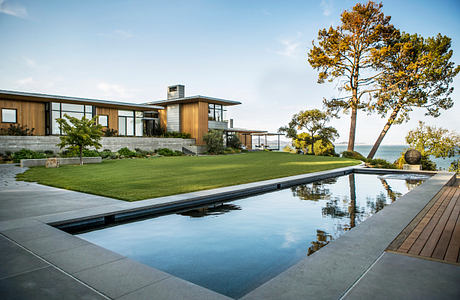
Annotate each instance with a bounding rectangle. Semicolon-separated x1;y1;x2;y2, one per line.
388;178;460;265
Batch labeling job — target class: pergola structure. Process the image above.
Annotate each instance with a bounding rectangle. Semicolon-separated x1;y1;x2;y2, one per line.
223;128;283;151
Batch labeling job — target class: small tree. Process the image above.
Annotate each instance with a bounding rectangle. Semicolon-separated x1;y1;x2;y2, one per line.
56;114;103;165
367;33;460;159
227;134;242;149
203;130;224;154
406;122;460;158
308;1;396;151
280;109;338;155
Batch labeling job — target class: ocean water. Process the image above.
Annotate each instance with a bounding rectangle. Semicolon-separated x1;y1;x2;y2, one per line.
335;145;458;171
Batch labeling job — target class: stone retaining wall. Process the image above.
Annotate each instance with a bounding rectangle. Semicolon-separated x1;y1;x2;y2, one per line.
0;136;196;153
20;157;102;167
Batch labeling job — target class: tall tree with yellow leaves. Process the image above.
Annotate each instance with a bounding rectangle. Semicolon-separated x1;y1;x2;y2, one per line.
308;1;396;151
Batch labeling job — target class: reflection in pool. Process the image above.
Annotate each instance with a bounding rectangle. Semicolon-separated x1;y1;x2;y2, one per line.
77;173;425;298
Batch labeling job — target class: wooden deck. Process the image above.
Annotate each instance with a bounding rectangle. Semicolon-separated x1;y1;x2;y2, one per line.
387;178;460;265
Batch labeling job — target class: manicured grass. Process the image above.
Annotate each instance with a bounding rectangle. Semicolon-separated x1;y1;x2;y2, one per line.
17;152;360;201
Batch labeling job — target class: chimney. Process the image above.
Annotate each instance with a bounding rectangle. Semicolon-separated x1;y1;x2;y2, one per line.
167;85;185;99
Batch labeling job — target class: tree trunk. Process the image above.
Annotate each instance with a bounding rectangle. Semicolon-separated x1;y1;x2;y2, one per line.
79;146;83;166
347;105;357;152
348;173;356;229
367;104;402;159
310;132;315;155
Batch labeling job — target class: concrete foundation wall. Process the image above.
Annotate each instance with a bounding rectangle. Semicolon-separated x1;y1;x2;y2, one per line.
0;136;196;153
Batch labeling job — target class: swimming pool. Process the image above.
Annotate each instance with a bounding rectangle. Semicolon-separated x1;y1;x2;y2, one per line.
77;173;428;298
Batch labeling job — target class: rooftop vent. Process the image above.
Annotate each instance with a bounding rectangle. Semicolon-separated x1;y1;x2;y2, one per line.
167;84;185;99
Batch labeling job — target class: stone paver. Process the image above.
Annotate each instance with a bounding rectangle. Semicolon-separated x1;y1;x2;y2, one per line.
344;252;460;300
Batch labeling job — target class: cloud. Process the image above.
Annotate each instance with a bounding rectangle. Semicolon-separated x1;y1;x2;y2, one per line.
23;57;37;68
97;82;130;98
0;0;27;18
274;32;303;58
14;77;59;91
261;9;271;16
113;29;133;39
276;40;301;57
320;0;333;17
16;77;34;86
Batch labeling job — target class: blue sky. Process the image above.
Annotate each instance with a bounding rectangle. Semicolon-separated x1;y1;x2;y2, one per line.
1;0;459;144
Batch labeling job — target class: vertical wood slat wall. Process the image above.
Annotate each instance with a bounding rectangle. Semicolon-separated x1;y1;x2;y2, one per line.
180;102;208;145
0;99;45;135
96;107;119;132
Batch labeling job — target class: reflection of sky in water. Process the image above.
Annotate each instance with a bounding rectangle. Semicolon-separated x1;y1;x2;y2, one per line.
78;173;425;298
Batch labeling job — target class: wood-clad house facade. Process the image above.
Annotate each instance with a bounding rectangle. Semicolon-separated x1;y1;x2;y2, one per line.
0;90;163;137
1;85;271;149
147;85;242;145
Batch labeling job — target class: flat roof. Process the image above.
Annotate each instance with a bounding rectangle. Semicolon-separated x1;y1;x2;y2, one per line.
0;89;164;110
146;95;242;106
223;127;268;134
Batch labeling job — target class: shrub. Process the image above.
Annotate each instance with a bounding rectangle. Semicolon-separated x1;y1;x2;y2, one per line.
156;148;182;156
99;149;115;159
204;130;224;154
60;149;101;158
12;149;46;163
282;145;296;153
134;148;154;157
449;159;460;174
366;158;396;169
421;155;437;171
103;128;118;137
227;135;242;149
163;131;192;139
118;147;136;157
0;124;35;136
342;151;367;161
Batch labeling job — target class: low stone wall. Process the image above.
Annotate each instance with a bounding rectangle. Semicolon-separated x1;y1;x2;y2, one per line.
21;157;102;167
0;136;196;154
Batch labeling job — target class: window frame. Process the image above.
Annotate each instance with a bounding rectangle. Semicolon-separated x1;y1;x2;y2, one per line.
1;108;17;123
98;115;109;127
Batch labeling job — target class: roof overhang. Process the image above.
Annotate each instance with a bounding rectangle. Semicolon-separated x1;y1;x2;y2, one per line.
0;90;164;111
223;128;268;134
146;95;241;106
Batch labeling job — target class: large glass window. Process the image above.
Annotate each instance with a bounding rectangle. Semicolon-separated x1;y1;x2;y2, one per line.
208;104;226;121
1;109;17;123
51;102;94;135
118;110;143;136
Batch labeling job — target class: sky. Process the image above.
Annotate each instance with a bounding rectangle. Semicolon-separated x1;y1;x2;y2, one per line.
1;0;459;145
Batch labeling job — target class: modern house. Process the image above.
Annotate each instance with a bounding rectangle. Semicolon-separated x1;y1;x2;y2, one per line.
0;85;278;150
146;85;267;147
0;90;163;137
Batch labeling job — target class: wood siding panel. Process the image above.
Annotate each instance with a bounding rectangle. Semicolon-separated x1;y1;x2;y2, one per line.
159;109;167;129
197;101;209;145
180;102;208;145
238;133;252;149
0;99;45;135
96;107;118;132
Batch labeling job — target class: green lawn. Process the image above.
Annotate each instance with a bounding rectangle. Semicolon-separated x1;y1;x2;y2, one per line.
17;152;360;201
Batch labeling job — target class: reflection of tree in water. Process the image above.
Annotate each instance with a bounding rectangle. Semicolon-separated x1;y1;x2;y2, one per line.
307;229;333;256
405;179;423;190
366;193;388;214
291;178;337;201
379;179;401;203
178;203;241;218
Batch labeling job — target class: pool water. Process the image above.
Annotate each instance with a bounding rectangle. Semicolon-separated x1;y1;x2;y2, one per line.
77;173;427;298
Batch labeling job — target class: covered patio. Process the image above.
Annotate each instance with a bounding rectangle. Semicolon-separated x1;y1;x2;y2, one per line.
223;128;283;150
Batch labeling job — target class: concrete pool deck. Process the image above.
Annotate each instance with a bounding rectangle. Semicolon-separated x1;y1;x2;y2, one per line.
0;164;459;299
